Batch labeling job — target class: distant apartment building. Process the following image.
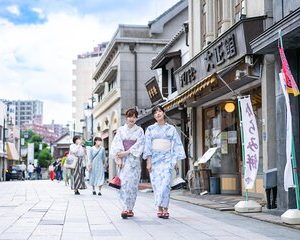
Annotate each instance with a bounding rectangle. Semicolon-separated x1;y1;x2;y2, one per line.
72;42;108;134
0;99;43;126
22;122;59;144
44;120;69;137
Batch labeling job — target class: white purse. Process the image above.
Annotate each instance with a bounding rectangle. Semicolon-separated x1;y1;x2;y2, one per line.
64;154;78;169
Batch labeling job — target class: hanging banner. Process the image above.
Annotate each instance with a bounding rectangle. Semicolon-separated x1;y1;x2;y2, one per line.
239;96;259;189
27;143;35;165
279;47;300;96
279;72;294;191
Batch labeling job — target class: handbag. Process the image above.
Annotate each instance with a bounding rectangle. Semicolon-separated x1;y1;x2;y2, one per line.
109;176;121;189
64;154;78;169
109;168;121;189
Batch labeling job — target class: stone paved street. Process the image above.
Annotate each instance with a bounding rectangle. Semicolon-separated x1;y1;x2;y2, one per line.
0;180;300;240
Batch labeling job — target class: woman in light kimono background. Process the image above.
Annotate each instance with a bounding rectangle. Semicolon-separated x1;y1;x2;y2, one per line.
88;137;106;196
143;105;186;219
69;135;87;195
110;108;145;219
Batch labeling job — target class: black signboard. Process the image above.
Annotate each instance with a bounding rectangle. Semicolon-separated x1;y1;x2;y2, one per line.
145;77;163;104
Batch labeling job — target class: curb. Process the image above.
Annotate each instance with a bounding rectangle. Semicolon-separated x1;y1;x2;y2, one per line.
170;195;300;231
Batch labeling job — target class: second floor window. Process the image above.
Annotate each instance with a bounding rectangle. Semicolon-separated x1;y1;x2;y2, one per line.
108;79;116;91
170;68;177;94
234;0;245;23
201;0;207;47
98;92;104;102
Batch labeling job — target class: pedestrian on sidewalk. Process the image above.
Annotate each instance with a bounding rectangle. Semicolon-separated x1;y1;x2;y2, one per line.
35;165;41;180
61;152;72;186
49;164;55;181
88;137;106;196
27;163;34;180
143;105;186;219
69;135;87;195
110;108;145;219
53;159;62;181
20;162;26;180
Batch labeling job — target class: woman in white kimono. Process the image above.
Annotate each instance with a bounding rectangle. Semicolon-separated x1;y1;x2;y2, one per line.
110;108;145;219
88;137;106;196
143;105;186;219
69;135;87;195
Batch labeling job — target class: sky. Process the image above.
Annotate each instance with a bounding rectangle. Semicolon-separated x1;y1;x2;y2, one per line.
0;0;179;125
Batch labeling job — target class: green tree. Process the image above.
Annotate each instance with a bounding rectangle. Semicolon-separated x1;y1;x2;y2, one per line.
22;129;53;167
38;148;53;168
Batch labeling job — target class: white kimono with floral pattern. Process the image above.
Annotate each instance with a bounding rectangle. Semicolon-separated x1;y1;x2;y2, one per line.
143;123;186;208
110;124;145;211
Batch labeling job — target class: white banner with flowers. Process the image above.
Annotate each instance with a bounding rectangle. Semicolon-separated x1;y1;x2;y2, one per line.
239;96;259;189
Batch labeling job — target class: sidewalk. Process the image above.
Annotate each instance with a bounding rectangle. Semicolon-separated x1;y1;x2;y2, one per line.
170;190;300;230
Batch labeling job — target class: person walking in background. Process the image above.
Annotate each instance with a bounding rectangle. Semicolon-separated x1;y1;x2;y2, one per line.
110;108;145;219
88;137;106;196
61;152;72;186
69;135;87;195
20;162;26;180
27;163;34;180
54;159;62;182
35;165;41;180
49;164;55;181
143;105;186;219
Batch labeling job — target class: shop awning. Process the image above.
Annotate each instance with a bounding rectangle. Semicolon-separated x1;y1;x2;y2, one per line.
6;142;20;161
163;73;217;110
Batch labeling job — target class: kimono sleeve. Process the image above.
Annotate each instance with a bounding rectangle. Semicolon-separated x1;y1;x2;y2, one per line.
109;128;124;160
128;127;145;158
143;127;152;160
171;127;186;165
69;144;79;155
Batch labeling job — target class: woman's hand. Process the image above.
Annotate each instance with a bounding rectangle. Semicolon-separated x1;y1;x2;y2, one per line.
117;151;129;158
146;158;152;172
88;163;92;172
116;157;123;169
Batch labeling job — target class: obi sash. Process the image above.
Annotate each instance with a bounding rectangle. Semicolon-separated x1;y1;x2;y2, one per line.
123;139;137;151
152;139;171;151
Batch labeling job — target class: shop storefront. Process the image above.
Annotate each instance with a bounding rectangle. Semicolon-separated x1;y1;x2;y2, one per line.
250;7;300;209
164;16;265;195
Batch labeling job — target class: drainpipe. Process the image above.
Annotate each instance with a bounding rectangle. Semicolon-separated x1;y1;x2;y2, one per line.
129;43;137;107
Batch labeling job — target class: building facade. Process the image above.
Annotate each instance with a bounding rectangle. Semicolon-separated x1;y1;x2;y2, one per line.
72;42;107;134
155;0;276;197
92;0;188;179
0;100;43;127
250;2;300;210
0;101;21;181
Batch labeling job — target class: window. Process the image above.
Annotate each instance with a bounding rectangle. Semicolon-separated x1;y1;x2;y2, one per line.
108;79;116;91
170;68;177;94
201;1;207;47
234;0;245;23
216;0;223;35
98;92;104;102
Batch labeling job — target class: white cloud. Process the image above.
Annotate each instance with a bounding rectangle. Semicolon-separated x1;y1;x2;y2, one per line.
31;7;46;20
6;4;20;16
0;0;180;125
0;11;114;124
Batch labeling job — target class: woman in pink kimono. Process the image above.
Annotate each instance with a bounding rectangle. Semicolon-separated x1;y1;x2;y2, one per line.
110;108;145;219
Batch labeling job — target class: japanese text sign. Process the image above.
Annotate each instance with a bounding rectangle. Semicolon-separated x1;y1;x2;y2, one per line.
239;96;259;189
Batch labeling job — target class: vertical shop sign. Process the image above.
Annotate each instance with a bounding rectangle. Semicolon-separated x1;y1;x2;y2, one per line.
239;97;259;189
